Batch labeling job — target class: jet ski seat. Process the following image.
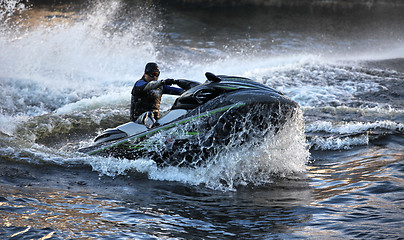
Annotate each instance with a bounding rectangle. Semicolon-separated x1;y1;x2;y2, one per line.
115;109;188;137
158;109;187;125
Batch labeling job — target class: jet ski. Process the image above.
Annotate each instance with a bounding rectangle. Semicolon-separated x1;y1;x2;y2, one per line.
78;72;299;167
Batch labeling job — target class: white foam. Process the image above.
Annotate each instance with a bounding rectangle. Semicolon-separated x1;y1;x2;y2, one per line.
55;91;131;115
1;0;157;117
0;114;28;136
310;135;369;151
306;119;404;150
306;120;404;135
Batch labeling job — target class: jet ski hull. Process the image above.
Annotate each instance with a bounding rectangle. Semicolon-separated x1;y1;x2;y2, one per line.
78;73;299;167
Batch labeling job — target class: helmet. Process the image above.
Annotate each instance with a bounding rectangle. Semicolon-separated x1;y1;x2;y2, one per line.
145;62;159;73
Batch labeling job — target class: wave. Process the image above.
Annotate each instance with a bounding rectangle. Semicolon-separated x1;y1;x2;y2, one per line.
306;120;404;150
1;0;403;118
1;107;310;191
0;0;159;115
1;0;403;190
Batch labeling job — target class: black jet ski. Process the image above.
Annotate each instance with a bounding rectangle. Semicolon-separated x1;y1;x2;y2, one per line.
79;72;299;167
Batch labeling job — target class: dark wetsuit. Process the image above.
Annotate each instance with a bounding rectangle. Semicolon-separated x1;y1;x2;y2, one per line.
130;77;183;122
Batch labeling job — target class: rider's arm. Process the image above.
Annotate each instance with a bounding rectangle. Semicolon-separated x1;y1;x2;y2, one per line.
135;79;183;95
143;80;164;91
135;79;164;92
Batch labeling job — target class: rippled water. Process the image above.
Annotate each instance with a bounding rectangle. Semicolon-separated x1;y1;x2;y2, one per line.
1;0;404;239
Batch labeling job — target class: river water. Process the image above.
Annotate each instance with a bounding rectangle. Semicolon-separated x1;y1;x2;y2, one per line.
1;0;403;239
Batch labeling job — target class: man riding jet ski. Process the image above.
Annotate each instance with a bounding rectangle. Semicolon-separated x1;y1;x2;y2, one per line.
79;72;299;167
130;62;185;128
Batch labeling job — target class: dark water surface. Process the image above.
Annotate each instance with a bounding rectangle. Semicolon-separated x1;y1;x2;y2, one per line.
1;0;404;239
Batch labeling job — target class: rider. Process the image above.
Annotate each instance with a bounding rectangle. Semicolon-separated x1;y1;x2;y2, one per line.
130;62;184;128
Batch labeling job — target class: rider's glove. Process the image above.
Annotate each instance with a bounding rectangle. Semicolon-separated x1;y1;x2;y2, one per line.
163;78;175;85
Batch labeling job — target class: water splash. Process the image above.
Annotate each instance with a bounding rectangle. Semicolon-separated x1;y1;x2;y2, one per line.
117;107;310;191
3;104;310;191
4;0;401;191
0;0;163;137
0;0;159;118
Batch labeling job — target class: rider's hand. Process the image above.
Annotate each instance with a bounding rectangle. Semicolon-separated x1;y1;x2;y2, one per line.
163;78;175;85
